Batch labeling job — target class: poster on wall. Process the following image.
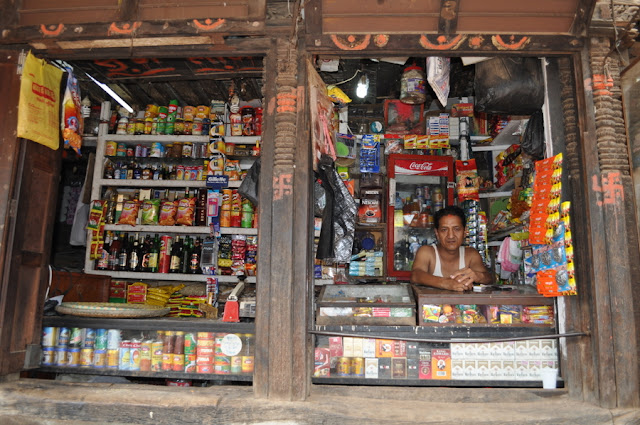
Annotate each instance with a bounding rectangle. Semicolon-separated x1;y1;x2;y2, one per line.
17;51;64;150
307;59;337;171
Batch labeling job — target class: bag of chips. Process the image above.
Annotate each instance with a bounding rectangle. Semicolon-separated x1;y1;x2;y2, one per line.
159;200;178;226
141;199;161;225
118;200;140;226
176;197;196;226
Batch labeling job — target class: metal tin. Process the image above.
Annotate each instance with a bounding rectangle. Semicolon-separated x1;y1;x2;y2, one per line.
42;327;57;347
116;143;127;157
57;327;70;347
119;341;131;370
214;355;231;374
95;329;108;350
336;357;352;377
151;341;164;372
69;328;83;348
230;356;243;374
54;347;67;366
241;356;254;374
105;141;118;156
67;348;81;367
351;357;365;377
107;329;121;350
197;364;213;374
140;340;152;372
130;339;142;371
184;333;196;355
93;349;107;368
185;354;197;373
172;354;185;372
80;348;94;367
82;328;96;348
107;349;119;369
41;347;55;366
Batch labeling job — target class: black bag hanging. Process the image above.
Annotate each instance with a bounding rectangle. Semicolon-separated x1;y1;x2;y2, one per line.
238;157;261;205
521;110;545;160
474;57;544;115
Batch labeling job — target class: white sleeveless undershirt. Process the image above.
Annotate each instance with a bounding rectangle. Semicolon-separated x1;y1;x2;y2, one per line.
432;245;465;277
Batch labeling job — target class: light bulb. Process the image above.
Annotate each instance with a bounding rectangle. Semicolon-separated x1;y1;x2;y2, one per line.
356;75;369;98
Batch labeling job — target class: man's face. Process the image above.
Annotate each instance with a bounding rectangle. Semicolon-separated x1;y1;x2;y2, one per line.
436;214;465;251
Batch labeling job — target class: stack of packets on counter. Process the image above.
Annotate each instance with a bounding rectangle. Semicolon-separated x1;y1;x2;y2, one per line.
167;293;207;318
217;235;257;276
456;159;489;265
494;144;522;188
86;200;108;261
526;153;576;296
145;284;185;306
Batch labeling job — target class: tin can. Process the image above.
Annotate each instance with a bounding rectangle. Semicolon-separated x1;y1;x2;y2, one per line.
80;347;94;367
336;357;352;377
241;356;254;374
107;329;121;350
116;143;127;157
149;142;164;158
54;347;67;366
185;354;197;373
42;327;57;347
351;357;365;377
130;339;142;371
214;355;231;374
57;327;70;347
41;347;55;366
197;332;215;340
201;118;211;135
105;141;118;156
93;349;107;368
67;348;81;367
151;340;164;372
82;328;96;348
95;329;108;350
126;147;134;157
182;142;193;158
197;364;213;374
140;340;152;372
210;121;225;137
184;333;196;355
191;120;203;136
231;356;243;374
107;349;119;369
134;144;144;157
69;328;83;348
172;354;185;372
241;107;254;136
119;341;131;370
176;165;185;181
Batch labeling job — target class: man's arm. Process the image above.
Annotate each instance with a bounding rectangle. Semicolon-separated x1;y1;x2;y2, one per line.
411;246;469;292
449;248;493;285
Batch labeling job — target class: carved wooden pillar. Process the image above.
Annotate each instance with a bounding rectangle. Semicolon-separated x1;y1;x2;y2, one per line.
571;37;640;409
253;37;311;401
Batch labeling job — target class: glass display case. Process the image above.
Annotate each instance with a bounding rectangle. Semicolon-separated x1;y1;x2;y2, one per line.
385;154;454;279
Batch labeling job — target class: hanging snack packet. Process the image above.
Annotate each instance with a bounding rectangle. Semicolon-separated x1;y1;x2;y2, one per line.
176;197;196;226
360;135;381;173
159;200;178;226
456;159;480;202
224;159;241;181
87;200;106;230
118;200;140;226
61;68;84;155
141;199;161;225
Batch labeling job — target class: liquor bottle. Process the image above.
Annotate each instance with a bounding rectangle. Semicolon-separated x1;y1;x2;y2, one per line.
96;232;111;270
141;235;151;272
180;237;192;274
169;236;183;273
189;238;202;274
117;232;130;271
128;233;141;272
147;234;160;273
108;233;122;271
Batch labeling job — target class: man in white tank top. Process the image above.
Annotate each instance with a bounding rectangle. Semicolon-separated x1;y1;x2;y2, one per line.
411;205;492;292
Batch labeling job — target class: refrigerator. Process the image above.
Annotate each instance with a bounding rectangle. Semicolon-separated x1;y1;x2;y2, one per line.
386;154;455;280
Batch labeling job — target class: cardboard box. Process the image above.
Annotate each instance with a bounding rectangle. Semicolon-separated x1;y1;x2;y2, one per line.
489;360;504;381
450;343;465;360
528;360;542;380
463;342;478;360
406;341;419;359
476;342;491;360
477;360;490;380
314;348;330;377
393;340;407;358
329;337;343;358
528;340;542;360
514;341;528;360
407;358;420;379
363;338;376;358
540;340;556;361
464;360;478;380
376;339;395;358
342;337;354;357
431;349;451;380
502;341;515;361
488;342;502;359
392;358;407;379
451;360;464;380
365;358;379;379
378;357;392;379
352;338;364;358
515;360;529;380
503;360;516;380
419;358;432;379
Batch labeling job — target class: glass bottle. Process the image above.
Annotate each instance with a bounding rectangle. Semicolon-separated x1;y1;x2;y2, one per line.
169;236;183;274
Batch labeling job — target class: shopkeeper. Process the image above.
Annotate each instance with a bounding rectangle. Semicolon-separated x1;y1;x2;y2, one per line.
411;206;493;291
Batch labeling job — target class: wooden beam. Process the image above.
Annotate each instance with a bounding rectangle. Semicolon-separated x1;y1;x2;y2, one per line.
438;0;460;35
572;0;598;36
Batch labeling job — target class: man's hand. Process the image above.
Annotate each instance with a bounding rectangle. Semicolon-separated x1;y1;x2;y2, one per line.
449;267;477;291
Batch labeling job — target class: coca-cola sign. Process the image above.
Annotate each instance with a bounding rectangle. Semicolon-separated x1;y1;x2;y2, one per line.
395;158;448;176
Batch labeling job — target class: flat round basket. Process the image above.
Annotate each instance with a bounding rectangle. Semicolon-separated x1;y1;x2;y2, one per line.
55;302;170;318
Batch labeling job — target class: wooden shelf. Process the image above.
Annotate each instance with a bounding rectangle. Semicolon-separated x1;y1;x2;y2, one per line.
104;224;257;235
313;324;556;339
413;285;553;306
312;376;561;388
43;315;255;332
83;270;256;284
96;178;242;188
103;134;209;143
37;366;252;382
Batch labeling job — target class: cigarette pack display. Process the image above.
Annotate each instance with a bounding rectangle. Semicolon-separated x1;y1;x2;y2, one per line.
431;348;451;380
363;339;376;358
352;338;364;358
314;348;330;377
407;358;420;379
464;360;478;380
392;358;407;379
365;358;379;379
342;337;354;358
451;360;464;380
489;360;503;380
378;357;392;379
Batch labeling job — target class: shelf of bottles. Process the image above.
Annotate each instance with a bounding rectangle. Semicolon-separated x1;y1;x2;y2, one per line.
390;177;450;274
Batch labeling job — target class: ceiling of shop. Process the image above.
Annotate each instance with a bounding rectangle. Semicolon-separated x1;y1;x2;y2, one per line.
67;56;264;109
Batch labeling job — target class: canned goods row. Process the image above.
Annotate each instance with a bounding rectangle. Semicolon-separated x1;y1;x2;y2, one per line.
335;357;365;377
106;141;209;160
42;327;117;350
42;328;255;375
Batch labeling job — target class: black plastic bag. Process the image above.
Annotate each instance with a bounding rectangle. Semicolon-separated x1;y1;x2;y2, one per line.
238;157;260;205
474;57;544;115
521;110;545;160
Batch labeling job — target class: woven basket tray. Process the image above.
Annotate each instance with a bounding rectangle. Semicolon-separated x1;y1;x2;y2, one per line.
55;302;170;318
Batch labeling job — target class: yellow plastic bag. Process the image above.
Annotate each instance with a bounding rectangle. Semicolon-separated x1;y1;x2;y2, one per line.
17;51;64;150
